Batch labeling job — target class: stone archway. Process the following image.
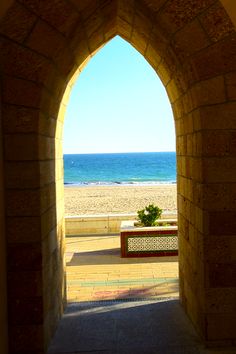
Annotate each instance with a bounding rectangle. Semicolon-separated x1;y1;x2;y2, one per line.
0;0;236;352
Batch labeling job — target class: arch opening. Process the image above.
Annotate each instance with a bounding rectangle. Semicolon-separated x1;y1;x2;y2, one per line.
62;35;178;305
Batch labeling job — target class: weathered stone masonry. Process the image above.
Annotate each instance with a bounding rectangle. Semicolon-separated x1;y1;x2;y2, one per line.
0;0;236;352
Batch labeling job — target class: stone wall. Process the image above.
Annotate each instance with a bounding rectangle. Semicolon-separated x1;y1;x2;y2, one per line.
0;0;236;352
0;90;8;354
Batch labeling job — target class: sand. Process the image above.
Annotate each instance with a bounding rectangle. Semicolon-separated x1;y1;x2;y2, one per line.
64;184;177;216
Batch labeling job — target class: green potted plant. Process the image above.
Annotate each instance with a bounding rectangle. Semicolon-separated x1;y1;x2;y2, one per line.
136;204;163;226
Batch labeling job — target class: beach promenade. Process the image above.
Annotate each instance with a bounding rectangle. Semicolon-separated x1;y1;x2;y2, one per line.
66;234;179;302
65;184;178;301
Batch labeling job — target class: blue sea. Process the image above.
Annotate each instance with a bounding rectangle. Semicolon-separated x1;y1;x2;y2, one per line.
64;152;176;186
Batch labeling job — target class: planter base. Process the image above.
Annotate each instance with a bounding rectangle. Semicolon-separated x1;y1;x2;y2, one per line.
120;221;178;258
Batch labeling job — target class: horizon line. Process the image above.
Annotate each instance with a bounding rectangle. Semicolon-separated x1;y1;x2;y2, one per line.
63;151;176;155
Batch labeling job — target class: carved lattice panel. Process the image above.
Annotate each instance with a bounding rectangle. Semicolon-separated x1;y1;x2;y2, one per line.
127;235;178;253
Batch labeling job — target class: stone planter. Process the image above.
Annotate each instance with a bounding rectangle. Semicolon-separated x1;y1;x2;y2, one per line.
120;220;178;258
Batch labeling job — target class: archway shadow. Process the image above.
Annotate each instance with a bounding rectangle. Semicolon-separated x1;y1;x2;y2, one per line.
67;247;179;266
47;299;205;354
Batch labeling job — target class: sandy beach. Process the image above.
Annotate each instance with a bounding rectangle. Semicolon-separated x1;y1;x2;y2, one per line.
64;184;177;216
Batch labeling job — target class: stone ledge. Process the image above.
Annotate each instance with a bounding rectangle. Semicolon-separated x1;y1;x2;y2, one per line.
65;212;177;235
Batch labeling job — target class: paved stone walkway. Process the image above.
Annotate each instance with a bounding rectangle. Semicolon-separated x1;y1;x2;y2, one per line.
66;234;179;302
47;234;236;354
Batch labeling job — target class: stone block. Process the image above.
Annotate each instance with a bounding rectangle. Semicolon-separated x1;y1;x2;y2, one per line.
2;76;42;108
176;135;187;156
40;92;61;121
87;27;104;53
203;157;236;183
55;120;64;140
200;2;235;42
191;34;236;80
192;131;202;156
189;157;203;181
42;229;58;265
229;184;236;210
8;271;42;297
38;136;55;160
205;236;236;263
55;142;63;162
118;17;132;40
225;71;236;101
118;0;134;25
173;19;210;58
145;35;162;70
131;30;148;55
69;31;90;67
167;78;181;103
4;134;39;161
197;183;230;211
190;76;226;109
43;305;62;350
39;161;55;187
54;48;77;81
56;180;64;201
201;131;230;157
157;60;171;86
2;104;39;134
209;210;236;236
7;216;41;243
19;0;79;37
41;207;57;239
38;112;58;137
194;206;208;234
208;262;236;287
182;91;194;115
9;324;43;352
0;39;50;85
188;223;198;249
183;114;194;135
26;19;66;59
56;159;64;181
181;156;194;179
206;288;236;313
40;185;56;214
8;243;42;271
104;16;117;41
78;0;100;21
157;0;215;37
6;161;40;189
132;4;152;52
197;102;236;130
9;297;43;325
186;134;193;156
0;2;36;42
6;189;41;217
84;8;104;38
206;314;236;341
172;99;185;121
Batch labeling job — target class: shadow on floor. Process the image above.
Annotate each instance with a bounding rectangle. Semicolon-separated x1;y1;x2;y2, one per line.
66;248;178;266
89;283;179;302
47;299;210;354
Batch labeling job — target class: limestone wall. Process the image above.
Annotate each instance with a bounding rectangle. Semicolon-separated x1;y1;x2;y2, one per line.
1;0;236;352
0;96;8;353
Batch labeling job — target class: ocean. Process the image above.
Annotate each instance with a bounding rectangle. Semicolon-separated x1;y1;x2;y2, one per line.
64;152;176;186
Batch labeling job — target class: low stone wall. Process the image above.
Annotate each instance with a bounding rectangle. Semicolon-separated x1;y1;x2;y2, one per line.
65;212;177;236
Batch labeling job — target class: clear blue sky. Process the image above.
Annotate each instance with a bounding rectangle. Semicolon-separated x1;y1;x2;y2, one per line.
63;36;175;154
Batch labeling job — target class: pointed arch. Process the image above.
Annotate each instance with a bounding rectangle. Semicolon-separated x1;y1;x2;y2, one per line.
0;0;236;352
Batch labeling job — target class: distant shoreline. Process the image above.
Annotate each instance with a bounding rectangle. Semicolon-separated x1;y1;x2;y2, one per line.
64;181;177;187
